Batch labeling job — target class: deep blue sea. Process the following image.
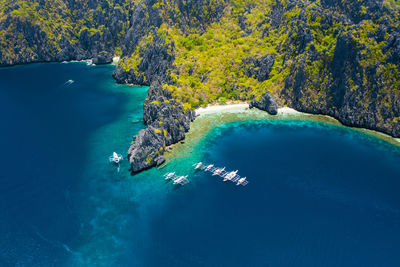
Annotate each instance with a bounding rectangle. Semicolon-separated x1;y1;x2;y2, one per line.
1;63;400;266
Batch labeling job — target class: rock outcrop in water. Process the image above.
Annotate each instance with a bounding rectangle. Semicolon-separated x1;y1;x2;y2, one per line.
249;92;278;115
127;81;195;173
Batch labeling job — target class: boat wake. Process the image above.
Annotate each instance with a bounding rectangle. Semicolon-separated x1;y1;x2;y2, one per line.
32;225;81;256
64;79;74;86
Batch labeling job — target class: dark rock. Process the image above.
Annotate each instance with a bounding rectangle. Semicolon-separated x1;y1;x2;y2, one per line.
127;81;195;173
282;28;400;138
113;32;174;85
165;0;225;32
271;1;284;28
1;0;400;143
0;0;129;66
127;125;165;173
249;92;278;115
243;54;276;82
124;0;162;55
155;156;166;166
79;29;92;51
92;51;113;65
296;24;313;53
384;31;400;65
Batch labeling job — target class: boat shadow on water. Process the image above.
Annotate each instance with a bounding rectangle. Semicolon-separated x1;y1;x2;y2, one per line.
164;178;188;191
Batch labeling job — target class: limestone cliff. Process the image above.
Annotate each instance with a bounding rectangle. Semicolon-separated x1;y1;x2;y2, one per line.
127;80;195;172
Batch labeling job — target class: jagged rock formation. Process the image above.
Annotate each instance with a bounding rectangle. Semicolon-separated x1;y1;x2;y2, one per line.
92;51;114;65
281;2;400;137
244;55;276;82
249;92;278;115
113;0;225;85
127;81;195;172
113;32;175;85
116;0;223;172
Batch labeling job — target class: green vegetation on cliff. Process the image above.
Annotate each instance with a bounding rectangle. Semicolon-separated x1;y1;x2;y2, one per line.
1;0;400;137
114;0;400;137
118;0;399;109
0;0;136;64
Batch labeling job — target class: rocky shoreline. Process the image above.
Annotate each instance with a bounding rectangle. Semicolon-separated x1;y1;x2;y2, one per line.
249;92;279;115
1;0;400;173
127;80;195;173
1;57;399;173
126;87;282;173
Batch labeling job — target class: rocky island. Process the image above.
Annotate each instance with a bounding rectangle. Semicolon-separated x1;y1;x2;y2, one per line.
127;80;195;172
1;0;400;173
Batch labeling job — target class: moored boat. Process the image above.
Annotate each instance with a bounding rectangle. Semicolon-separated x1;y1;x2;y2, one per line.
223;170;238;181
212;167;225;176
109;152;123;164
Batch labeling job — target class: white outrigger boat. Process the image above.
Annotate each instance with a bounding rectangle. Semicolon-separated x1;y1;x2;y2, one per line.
164;172;190;186
193;162;203;169
173;175;189;185
223;170;238;181
212;167;225;176
205;164;214;171
236;177;248;186
192;162;249;186
164;172;175;180
109;152;123;164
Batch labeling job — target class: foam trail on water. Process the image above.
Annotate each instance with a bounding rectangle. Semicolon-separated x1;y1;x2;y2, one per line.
32;225;81;256
64;79;74;86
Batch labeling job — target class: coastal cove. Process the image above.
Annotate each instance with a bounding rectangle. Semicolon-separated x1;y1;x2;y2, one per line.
166;105;400;164
1;63;400;266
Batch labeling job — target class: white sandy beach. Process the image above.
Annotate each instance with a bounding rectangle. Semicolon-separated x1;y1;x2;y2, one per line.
195;103;249;115
195;103;301;116
276;106;301;115
112;56;120;65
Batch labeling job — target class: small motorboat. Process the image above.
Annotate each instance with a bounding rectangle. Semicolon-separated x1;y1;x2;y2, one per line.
64;79;74;86
109;152;123;164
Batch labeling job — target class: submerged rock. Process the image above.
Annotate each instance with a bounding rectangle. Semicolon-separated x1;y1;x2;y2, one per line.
249;92;278;115
127;80;195;173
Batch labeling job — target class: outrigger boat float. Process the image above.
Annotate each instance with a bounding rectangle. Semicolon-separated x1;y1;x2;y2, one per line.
192;162;248;186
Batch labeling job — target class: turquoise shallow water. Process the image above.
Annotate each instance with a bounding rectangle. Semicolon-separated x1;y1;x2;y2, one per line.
1;63;400;266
